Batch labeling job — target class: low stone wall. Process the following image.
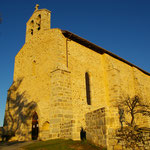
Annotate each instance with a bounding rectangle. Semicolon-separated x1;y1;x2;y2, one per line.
112;127;150;150
141;130;150;150
85;107;106;148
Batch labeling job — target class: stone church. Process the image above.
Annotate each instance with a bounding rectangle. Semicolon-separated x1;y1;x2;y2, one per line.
3;5;150;149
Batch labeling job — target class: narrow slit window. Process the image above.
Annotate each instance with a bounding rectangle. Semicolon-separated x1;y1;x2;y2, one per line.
85;72;91;105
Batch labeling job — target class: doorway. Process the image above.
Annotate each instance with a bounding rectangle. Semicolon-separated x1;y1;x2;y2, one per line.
32;112;39;140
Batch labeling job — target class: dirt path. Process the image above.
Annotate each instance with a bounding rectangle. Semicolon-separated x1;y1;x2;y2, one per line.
0;141;35;150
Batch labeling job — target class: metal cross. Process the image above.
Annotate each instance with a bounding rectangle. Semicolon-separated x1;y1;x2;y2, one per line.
35;4;39;11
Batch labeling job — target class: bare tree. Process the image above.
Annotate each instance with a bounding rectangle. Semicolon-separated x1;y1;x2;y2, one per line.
116;95;150;150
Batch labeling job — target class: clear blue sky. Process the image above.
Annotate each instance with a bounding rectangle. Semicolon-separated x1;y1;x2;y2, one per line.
0;0;150;126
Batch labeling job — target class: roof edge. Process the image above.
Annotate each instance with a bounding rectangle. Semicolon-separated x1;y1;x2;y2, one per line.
62;30;150;76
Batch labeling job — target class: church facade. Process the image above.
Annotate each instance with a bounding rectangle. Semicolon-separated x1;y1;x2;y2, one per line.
3;5;150;149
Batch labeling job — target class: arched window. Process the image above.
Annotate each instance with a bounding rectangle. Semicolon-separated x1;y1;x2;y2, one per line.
31;29;33;35
85;72;91;105
37;14;41;31
30;20;34;35
42;121;50;131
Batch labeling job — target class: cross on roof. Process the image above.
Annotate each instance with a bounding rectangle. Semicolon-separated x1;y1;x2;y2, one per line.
35;4;39;11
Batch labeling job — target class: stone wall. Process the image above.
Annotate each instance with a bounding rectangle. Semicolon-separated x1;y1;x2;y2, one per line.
67;34;150;149
141;129;150;149
49;68;73;139
85;107;106;148
60;121;73;139
3;28;67;141
67;38;108;141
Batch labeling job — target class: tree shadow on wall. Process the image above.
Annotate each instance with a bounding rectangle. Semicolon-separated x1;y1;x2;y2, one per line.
115;95;150;150
3;78;37;141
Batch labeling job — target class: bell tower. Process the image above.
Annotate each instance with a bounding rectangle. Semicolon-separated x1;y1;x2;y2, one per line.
26;4;51;42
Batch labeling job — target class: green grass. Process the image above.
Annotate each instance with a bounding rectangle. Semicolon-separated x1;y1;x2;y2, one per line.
22;139;105;150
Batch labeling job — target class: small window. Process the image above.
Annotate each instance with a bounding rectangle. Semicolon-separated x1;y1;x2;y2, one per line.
30;20;34;35
85;72;91;105
37;14;41;31
31;20;34;23
38;14;41;18
30;20;34;27
37;24;40;30
31;29;33;35
38;27;40;30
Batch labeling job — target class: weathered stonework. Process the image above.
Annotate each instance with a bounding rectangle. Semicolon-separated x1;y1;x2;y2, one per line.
3;5;150;150
85;107;106;147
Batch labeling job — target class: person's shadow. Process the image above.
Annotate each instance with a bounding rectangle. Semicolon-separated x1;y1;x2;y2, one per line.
80;127;86;141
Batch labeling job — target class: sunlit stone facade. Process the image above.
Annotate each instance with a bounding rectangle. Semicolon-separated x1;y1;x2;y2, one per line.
3;5;150;149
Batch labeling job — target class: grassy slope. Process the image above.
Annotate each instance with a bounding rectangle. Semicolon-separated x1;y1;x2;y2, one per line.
23;139;105;150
